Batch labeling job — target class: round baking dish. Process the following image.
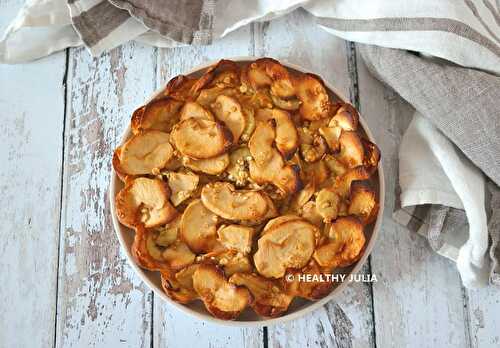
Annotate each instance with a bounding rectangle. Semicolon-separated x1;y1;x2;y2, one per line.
110;57;385;327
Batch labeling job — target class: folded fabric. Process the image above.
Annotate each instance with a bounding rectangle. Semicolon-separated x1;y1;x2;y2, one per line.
1;0;500;288
2;0;500;75
395;113;491;287
359;45;500;287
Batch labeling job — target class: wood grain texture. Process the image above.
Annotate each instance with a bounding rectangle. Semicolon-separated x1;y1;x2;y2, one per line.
0;1;65;347
355;48;470;348
55;43;157;348
153;25;263;348
254;11;375;348
465;287;500;347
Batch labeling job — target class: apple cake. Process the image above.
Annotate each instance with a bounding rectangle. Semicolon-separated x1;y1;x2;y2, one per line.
113;58;380;320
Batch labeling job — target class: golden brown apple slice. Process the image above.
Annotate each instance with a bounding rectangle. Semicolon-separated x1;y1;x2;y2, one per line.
182;153;229;175
116;178;177;228
131;225;170;271
319;103;359;151
179;101;214;121
330;104;359;130
179;199;219;253
248;120;276;165
248;121;301;194
192;264;251;320
162;241;196;271
283;260;333;300
119;130;174;175
313;216;365;268
261;215;301;235
132;224;194;272
226;147;251;187
196;86;239;108
337;131;364;168
112;147;130;182
300;134;326;163
131;97;183;133
201;249;253;276
201;182;269;221
155;215;181;247
217;225;255;254
270;93;301;111
362;138;381;172
333;166;371;198
243;58;295;98
165;171;199;206
315;188;340;223
161;265;199;304
254;218;318;278
323;154;347;177
255;108;298;159
348;182;379;225
171;118;233;159
191;59;241;94
229;273;293;317
211;95;246;143
300;201;323;226
294;73;331;121
155;74;197;101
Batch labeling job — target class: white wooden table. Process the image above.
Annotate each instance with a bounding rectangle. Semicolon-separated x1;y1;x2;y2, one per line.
1;1;499;347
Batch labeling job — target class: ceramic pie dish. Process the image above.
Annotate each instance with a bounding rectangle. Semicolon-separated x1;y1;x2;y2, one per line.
109;57;384;326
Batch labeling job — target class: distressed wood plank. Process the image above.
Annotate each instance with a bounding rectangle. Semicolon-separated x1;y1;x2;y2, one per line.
355;47;470;348
55;43;157;348
255;10;375;348
0;1;66;347
153;25;263;348
465;286;500;347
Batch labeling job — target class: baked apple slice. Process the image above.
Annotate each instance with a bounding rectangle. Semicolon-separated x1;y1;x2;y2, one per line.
333;166;371;198
155;215;181;247
313;216;365;268
131;97;183;133
201;182;269;221
201;249;253;276
319;103;358;151
116;177;177;228
348;182;378;225
284;260;333;300
155;74;197;101
131;225;194;271
192;264;251;320
171;118;233;159
191;59;240;94
229;273;293;317
300;134;326;163
294;73;331;121
180;199;219;253
226;147;251;187
217;225;255;254
262;215;301;234
248;120;301;194
182;153;229;175
162;241;197;271
315;188;340;223
161;264;199;304
337;131;364;168
212;95;246;143
254;218;318;278
179;101;214;121
118;130;174;175
243;58;295;98
165;171;199;206
255;108;298;159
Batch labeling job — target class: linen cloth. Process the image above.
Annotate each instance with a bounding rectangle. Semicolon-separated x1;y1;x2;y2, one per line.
0;0;499;287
